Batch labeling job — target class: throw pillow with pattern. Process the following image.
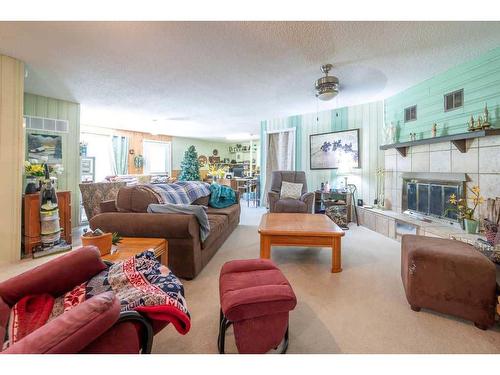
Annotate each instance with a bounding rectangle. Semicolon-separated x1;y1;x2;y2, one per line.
280;181;303;200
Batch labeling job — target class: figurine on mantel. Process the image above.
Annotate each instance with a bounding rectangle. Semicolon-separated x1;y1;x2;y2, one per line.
431;123;437;138
482;103;491;129
468;115;477;132
468;104;492;131
384;122;396;144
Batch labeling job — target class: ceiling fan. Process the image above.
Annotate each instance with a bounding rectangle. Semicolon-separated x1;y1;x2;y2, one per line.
315;64;339;101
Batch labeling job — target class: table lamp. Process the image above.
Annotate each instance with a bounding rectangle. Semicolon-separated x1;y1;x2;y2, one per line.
337;155;354;191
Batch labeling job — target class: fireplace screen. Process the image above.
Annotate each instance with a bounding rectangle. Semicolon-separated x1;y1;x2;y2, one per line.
404;178;462;221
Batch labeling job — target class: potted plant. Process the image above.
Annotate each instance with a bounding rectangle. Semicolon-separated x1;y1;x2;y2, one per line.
81;228;121;256
446;186;484;234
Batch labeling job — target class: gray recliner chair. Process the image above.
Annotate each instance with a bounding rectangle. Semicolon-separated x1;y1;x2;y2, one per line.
268;171;315;213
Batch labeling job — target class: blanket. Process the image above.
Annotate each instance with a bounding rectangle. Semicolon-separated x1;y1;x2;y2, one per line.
4;251;190;348
138;181;210;205
147;203;210;241
209;183;237;208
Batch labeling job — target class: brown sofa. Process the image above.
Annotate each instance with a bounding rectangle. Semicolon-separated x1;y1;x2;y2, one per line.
90;186;240;279
401;234;497;329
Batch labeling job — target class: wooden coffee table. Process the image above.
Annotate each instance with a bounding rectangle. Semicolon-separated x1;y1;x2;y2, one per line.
258;213;345;273
101;237;168;266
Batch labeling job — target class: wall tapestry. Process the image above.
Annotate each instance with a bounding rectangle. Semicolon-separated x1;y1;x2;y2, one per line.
27;133;63;164
310;129;359;169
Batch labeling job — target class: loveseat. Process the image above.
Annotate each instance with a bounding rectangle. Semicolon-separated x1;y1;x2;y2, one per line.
89;185;240;279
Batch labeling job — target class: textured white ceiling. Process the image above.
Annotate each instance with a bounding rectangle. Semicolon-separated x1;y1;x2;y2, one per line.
1;21;500;140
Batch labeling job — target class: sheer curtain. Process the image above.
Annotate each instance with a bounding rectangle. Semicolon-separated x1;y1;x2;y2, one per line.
263;130;295;205
112;135;129;175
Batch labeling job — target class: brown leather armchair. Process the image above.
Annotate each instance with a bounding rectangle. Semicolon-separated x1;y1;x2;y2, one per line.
268;171;315;213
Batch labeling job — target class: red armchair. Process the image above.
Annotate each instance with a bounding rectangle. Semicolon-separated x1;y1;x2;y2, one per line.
0;246;155;354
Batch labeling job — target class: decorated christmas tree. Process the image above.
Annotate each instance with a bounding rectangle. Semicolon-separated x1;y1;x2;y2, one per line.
178;145;200;181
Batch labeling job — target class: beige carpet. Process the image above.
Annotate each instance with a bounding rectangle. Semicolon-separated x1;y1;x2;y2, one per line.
1;209;499;353
153;223;500;354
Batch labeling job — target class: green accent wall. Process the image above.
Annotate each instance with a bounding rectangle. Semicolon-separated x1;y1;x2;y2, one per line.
172;137;234;171
385;47;500;142
260;102;384;205
24;93;81;227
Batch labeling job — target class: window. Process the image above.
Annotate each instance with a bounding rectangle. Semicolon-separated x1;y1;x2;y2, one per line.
404;105;417;122
444;89;463;111
143;140;171;175
80;133;114;182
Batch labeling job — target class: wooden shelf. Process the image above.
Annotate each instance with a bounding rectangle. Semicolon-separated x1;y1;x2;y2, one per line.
379;128;500;157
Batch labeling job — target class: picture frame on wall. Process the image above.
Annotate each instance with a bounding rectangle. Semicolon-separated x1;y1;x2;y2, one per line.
309;129;360;170
27;132;63;164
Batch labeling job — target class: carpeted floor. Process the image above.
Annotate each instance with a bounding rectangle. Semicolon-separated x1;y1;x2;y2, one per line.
154;220;500;354
1;206;499;353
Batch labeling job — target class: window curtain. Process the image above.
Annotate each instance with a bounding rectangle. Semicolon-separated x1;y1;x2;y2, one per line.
112;135;129;175
263;130;295;206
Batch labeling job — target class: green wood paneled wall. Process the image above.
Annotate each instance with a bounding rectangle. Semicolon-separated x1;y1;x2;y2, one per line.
260;102;384;205
24;93;81;227
385;47;500;142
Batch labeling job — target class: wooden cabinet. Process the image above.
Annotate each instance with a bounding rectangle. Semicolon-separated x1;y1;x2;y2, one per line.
364;210;377;231
22;191;72;257
375;216;390;237
358;207;397;240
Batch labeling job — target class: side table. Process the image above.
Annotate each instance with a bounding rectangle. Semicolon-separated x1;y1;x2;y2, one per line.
101;237;168;266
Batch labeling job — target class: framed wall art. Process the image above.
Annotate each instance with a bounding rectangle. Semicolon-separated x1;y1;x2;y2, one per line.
309;129;360;170
27;132;63;164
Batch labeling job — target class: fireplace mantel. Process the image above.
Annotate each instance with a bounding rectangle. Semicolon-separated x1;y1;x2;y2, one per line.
379;128;500;157
401;172;467;182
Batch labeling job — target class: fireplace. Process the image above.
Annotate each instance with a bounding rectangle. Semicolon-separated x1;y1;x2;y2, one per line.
401;172;467;222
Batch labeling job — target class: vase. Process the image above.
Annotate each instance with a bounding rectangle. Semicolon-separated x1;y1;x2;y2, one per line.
25;177;40;194
464;219;478;234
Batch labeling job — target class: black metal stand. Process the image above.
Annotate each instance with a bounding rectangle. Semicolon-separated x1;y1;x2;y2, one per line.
347;184;360;226
101;261;154;354
217;309;289;354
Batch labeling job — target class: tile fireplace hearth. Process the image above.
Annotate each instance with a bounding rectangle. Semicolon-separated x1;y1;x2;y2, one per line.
357;205;484;244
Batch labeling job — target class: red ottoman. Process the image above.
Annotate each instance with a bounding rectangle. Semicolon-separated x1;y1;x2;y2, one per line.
218;259;297;354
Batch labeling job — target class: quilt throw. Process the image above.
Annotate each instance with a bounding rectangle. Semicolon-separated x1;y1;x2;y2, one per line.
138;181;211;205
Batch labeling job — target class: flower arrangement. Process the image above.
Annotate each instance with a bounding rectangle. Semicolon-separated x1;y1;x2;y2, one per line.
447;185;484;220
208;164;227;179
446;185;484;234
24;161;64;177
24;161;45;177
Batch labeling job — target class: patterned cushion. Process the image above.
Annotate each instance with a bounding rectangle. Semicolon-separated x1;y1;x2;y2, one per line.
280;181;303;200
79;182;127;220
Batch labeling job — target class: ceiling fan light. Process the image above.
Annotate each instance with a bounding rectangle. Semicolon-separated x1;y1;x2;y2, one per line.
317;91;338;101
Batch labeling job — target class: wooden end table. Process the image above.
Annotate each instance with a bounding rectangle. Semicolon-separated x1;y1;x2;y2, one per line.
258;213;345;273
101;237;168;266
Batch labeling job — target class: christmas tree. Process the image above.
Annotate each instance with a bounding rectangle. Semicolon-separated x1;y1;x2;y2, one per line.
178;145;200;181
